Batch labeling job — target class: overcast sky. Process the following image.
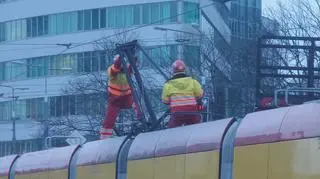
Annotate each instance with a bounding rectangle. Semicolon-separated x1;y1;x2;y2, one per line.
262;0;287;9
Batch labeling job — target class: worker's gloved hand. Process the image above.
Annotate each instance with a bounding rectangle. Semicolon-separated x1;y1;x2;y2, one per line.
198;104;203;111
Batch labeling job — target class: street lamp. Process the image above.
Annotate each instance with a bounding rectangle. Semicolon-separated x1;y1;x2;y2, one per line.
0;84;29;154
154;26;200;36
43;67;72;138
11;61;73;138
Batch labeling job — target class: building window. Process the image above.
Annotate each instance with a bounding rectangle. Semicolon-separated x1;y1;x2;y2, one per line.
31;17;38;37
69;95;76;115
0;63;4;81
27;57;47;78
115;6;125;28
55;96;62;116
44;16;49;35
56;13;64;34
83;52;91;72
15;20;22;40
0;23;5;42
16;100;26;120
84;10;92;30
184;45;200;68
50;97;56;117
62;95;70;116
139;45;178;68
5;21;11;41
49;14;57;35
170;1;178;22
184;2;199;24
4;62;12;81
37;16;44;36
70;12;78;33
99;8;106;28
151;3;160;23
160;2;170;23
77;53;84;73
77;11;84;30
92;9;99;30
124;5;134;27
0;101;11;121
0;44;179;82
0;1;180;43
142;4;151;24
26;98;44;121
92;51;99;72
26;18;32;37
133;5;141;25
63;13;71;33
99;51;107;71
11;61;27;80
76;95;85;115
11;21;16;41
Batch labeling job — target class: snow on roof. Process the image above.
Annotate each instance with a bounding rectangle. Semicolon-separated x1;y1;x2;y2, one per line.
128;119;233;160
76;136;125;166
14;145;79;174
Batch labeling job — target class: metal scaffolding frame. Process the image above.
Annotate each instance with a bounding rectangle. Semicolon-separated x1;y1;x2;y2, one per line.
256;35;320;106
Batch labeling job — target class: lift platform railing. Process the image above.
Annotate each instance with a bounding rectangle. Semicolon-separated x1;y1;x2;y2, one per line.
274;88;320;107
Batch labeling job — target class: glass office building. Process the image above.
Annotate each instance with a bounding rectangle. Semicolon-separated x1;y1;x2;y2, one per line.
228;0;262;115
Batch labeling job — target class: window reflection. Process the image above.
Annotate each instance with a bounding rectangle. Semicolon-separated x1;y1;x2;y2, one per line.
0;44;179;82
0;1;193;43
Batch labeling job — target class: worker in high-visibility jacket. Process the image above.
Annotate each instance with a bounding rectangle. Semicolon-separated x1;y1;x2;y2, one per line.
100;54;140;139
162;59;204;128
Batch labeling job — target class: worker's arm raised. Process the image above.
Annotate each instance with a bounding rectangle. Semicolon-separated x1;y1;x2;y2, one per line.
108;55;122;76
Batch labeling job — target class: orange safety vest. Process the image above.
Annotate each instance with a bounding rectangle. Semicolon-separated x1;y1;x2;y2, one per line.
107;65;132;96
170;95;197;108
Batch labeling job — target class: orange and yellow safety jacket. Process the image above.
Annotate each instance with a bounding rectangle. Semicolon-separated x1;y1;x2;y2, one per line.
107;64;132;96
161;73;203;108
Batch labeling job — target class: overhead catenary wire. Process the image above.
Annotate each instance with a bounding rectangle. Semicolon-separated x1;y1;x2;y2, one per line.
0;37;198;54
0;43;79;46
2;38;198;68
0;46;64;52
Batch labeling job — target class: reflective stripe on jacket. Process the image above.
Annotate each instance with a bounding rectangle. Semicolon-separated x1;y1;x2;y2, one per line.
107;64;131;96
161;73;203;108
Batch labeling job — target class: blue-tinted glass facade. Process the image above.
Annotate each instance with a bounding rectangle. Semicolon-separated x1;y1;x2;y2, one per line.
0;44;179;82
229;0;261;40
0;1;197;43
183;2;199;24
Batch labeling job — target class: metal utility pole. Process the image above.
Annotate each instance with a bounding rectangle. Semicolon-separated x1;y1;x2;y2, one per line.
307;41;316;99
116;40;158;125
43;68;72;138
10;60;72;140
0;85;28;154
